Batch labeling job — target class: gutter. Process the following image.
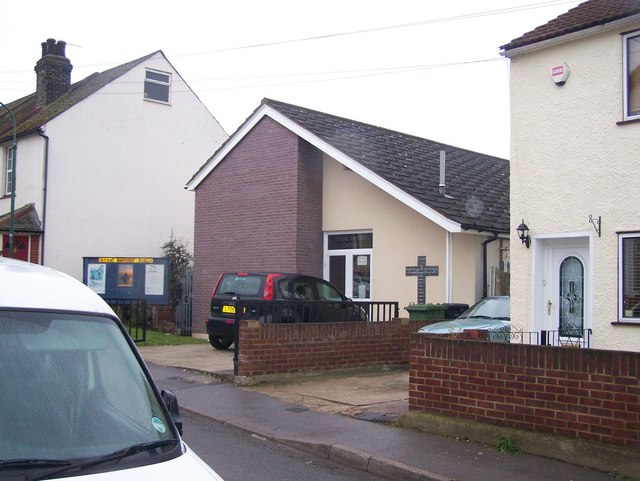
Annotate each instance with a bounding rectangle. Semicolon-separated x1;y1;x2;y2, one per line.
0;127;43;144
482;234;499;299
501;14;640;58
37;129;49;265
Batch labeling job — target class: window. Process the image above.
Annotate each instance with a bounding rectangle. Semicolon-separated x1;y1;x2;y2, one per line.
4;146;14;196
619;233;640;321
623;31;640;120
144;68;171;103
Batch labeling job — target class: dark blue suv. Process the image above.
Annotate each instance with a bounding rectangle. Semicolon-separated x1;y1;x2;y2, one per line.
207;272;366;350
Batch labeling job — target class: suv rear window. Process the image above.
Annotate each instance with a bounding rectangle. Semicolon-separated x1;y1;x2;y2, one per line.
217;274;264;297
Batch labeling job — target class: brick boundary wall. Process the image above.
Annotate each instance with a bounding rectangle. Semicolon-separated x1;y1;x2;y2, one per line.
409;333;640;448
236;318;425;377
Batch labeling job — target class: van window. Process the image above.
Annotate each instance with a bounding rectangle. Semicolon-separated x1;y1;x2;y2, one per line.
0;311;176;464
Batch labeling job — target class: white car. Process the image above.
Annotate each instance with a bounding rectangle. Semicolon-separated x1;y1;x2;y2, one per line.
0;257;224;480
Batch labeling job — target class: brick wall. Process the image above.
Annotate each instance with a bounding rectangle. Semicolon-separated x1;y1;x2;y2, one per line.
192;117;323;335
29;235;40;264
410;333;640;448
236;319;425;377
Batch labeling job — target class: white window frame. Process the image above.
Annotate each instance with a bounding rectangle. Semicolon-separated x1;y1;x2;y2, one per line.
323;230;373;300
144;68;171;104
623;30;640;121
4;146;14;196
618;232;640;323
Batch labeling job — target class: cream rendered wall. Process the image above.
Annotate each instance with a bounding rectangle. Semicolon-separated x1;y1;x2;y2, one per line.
41;52;227;280
323;155;487;314
509;24;640;350
0;135;46;218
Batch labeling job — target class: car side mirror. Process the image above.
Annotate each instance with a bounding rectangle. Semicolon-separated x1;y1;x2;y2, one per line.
161;389;183;436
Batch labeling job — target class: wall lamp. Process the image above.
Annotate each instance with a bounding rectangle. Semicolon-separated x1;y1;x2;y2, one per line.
516;220;530;248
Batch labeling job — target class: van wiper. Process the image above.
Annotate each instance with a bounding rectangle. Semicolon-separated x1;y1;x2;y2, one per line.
30;439;179;480
0;459;72;469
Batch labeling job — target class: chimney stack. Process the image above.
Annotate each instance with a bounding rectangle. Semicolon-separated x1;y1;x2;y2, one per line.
34;38;73;108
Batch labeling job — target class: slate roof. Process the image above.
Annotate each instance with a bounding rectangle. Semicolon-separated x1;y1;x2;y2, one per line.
264;99;509;233
501;0;640;51
190;98;509;233
0;203;42;233
0;51;159;141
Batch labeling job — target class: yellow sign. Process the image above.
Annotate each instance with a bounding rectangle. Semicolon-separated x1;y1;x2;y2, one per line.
98;257;155;264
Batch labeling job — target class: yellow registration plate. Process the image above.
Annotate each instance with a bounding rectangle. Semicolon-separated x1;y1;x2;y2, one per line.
222;305;236;314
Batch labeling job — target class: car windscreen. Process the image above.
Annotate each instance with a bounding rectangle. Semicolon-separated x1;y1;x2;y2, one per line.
0;310;176;465
216;274;264;297
463;297;510;319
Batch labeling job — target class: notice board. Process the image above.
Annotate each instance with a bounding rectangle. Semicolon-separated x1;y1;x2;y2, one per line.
83;257;170;305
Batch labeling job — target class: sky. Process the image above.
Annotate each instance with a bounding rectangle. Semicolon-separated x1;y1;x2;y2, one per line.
0;0;582;159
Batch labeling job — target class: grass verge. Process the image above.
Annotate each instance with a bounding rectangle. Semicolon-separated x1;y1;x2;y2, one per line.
134;329;208;347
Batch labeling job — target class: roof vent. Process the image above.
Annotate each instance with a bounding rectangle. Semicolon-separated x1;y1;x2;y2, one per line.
439;150;446;195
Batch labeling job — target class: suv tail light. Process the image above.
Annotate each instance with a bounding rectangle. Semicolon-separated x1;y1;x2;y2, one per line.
263;274;275;300
263;273;284;300
211;273;224;296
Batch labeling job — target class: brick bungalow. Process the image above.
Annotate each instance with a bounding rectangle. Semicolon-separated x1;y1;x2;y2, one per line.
186;99;510;338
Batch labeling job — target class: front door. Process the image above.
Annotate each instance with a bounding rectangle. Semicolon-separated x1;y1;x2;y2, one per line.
324;232;372;300
537;237;590;344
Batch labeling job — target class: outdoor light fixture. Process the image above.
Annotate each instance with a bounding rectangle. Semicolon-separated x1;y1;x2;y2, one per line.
517;220;530;248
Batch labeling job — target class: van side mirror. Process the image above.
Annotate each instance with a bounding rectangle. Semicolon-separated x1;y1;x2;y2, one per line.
161;389;183;436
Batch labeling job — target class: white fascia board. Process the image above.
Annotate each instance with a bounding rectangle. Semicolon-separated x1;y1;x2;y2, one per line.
185;106;271;190
264;108;462;233
186;104;462;233
501;14;640;58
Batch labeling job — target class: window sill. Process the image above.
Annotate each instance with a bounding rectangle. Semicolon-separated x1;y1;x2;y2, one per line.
611;321;640;326
616;117;640;125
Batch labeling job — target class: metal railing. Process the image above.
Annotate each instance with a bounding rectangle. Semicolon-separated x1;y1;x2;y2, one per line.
105;298;148;342
174;269;193;336
233;300;399;324
540;328;593;348
440;325;593;348
354;301;399;322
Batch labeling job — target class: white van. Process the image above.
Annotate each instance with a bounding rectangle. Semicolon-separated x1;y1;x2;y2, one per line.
0;257;224;480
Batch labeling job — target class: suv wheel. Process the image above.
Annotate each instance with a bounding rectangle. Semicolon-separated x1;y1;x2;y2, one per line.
209;335;233;350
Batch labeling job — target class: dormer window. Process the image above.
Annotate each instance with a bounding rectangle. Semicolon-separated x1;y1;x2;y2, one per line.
623;31;640;120
144;68;171;104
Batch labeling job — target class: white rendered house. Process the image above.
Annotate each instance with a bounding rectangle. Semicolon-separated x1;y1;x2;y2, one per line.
0;39;228;280
501;1;640;351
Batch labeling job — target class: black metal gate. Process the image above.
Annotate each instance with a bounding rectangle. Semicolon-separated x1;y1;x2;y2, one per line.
174;269;193;336
106;298;148;342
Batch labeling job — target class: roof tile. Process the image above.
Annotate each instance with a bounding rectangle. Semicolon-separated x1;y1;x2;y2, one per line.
263;99;509;233
501;0;640;51
0;51;159;140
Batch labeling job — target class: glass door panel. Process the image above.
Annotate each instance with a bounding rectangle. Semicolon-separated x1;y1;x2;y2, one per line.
352;254;370;299
559;256;584;336
329;255;346;294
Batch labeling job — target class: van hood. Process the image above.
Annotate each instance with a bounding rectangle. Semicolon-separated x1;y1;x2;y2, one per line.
54;445;224;480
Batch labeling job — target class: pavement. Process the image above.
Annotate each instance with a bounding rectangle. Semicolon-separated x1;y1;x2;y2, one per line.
138;344;637;481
